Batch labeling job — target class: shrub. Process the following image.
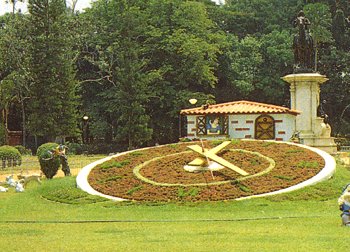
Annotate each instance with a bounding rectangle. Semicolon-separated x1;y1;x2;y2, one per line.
14;145;32;155
37;143;60;179
86;142;123;154
66;142;85;155
0;145;22;166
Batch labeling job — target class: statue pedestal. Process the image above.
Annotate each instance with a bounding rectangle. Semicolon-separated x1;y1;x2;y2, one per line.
299;135;337;154
282;73;337;154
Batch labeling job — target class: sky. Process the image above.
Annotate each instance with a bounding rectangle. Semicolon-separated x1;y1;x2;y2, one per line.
0;0;223;15
0;0;97;15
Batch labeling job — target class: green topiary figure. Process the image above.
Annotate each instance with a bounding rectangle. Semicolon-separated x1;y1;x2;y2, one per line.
37;143;61;179
0;145;22;167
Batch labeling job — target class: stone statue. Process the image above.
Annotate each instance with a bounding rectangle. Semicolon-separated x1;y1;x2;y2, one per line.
317;100;326;118
293;10;315;73
338;186;350;226
346;16;350;28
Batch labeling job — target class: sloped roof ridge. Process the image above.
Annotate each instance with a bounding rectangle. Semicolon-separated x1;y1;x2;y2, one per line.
210;100;286;109
180;100;300;116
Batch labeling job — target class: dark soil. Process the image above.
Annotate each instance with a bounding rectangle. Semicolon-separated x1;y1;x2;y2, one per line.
88;140;325;202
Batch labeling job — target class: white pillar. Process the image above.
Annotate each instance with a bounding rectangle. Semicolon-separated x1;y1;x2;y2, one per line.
282;73;337;154
282;73;328;137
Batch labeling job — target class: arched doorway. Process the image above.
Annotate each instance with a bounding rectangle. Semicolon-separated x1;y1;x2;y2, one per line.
255;115;275;140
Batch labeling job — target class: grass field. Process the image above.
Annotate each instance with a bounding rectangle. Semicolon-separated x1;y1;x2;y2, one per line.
0;155;349;252
0;155;106;177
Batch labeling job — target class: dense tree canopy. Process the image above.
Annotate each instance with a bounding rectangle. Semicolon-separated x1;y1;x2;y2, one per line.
27;0;78;142
0;0;349;150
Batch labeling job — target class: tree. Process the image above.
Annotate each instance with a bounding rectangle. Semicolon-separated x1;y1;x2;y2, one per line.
319;48;350;135
304;3;333;71
332;8;349;50
144;0;225;143
256;30;293;104
0;13;31;146
77;0;225;145
27;0;78;142
78;0;155;149
224;0;303;35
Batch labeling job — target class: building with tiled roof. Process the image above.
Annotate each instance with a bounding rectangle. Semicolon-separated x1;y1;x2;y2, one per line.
181;100;300;116
180;100;300;141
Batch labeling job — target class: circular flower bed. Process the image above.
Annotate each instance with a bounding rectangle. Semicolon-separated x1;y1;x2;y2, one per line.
87;140;325;202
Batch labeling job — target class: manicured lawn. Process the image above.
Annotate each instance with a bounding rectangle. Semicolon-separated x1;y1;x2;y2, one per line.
0;155;349;252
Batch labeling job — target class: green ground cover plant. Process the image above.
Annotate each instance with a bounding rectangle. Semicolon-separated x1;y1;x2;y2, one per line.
297;161;319;168
127;185;143;195
98;160;130;169
0;156;349;251
178;187;201;199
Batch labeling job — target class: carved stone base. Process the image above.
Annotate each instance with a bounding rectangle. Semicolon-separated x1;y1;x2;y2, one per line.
293;65;314;74
299;136;337;154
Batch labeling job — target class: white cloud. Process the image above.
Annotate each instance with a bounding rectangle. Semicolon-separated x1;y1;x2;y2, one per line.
0;0;97;15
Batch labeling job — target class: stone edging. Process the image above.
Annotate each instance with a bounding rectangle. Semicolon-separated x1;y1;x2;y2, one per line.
235;140;336;201
76;140;336;202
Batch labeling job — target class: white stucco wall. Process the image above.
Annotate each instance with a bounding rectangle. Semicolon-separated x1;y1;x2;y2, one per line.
186;115;198;138
184;114;296;142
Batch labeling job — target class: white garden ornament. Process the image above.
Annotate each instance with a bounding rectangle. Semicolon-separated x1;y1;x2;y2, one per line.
6;175;16;187
0;186;8;192
15;182;24;193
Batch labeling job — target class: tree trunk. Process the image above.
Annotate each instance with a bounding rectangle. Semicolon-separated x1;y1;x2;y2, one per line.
314;40;318;72
4;108;9;144
34;135;38;151
71;0;79;13
20;99;26;147
12;0;16;14
128;115;132;150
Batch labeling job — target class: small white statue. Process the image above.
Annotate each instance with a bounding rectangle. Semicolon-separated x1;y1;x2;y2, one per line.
6;175;16;187
15;181;24;193
0;186;8;192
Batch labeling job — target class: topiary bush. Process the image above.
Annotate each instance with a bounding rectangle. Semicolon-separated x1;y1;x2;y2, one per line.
37;142;60;179
0;145;22;167
15;145;32;155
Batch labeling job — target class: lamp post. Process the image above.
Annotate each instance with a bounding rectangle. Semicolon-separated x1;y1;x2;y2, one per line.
82;115;89;144
189;98;198;105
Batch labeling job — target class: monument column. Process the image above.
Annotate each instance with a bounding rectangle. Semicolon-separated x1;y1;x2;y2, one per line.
282;73;328;137
281;10;337;153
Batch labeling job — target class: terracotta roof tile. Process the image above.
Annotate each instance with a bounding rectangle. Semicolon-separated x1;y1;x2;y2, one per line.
180;100;300;116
